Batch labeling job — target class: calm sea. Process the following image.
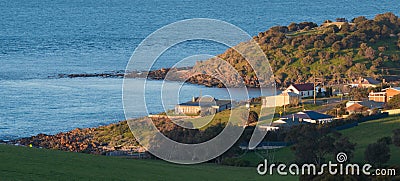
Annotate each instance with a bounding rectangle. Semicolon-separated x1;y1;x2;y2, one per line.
1;0;399;139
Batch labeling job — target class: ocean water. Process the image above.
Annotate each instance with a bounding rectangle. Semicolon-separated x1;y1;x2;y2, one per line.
1;0;399;139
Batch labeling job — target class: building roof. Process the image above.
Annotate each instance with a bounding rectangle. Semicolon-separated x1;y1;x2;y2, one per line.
362;77;380;85
369;91;386;96
346;103;365;112
384;87;400;92
178;97;231;107
282;110;333;120
280;92;300;97
358;100;384;109
290;83;314;91
346;100;384;110
352;77;380;85
271;118;309;127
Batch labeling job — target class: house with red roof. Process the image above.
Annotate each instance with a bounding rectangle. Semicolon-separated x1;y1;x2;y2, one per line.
284;83;314;98
345;100;384;114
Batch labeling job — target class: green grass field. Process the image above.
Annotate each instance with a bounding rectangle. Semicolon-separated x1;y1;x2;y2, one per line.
1;115;399;180
340;115;400;165
0;144;296;180
240;115;400;166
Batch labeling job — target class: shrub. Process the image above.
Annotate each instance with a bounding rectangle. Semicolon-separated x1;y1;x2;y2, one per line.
385;94;400;109
221;158;250;167
364;142;390;166
377;136;392;145
393;129;400;147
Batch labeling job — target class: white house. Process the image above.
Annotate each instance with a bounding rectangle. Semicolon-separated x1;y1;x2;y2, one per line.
284;83;314;98
258;110;333;131
280;111;334;124
262;92;301;108
174;97;231;115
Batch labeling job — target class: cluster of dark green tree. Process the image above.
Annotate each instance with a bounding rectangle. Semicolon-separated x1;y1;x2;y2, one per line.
297;127;400;181
366;128;400;167
385;94;400;109
285;124;355;165
197;12;400;88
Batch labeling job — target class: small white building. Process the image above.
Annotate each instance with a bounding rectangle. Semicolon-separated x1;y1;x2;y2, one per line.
174;97;231;115
262;92;301;107
284;83;314;98
280;111;334;124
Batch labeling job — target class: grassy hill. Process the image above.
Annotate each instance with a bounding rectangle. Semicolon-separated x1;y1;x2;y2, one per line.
191;12;400;87
0;144;296;180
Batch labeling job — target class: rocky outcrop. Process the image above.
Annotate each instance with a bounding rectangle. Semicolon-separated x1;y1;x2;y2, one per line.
56;70;125;78
11;121;140;155
14;128;103;154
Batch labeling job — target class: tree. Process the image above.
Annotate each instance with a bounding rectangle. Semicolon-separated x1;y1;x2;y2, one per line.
339;22;351;33
344;55;353;67
352;16;368;24
397;38;400;49
377;136;392;145
385;94;400;109
314;40;325;49
247;111;259;125
324;25;339;34
393;129;400;147
301;55;314;65
324;34;339;45
288;22;298;32
364;142;390;166
364;47;376;60
349;87;369;101
333;134;356;161
286;125;355;165
331;41;342;52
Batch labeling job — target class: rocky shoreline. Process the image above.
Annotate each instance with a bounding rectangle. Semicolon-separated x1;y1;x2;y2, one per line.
3;121;141;155
54;66;260;88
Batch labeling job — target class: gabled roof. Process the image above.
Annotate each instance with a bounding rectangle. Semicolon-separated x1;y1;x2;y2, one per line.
358;100;384;109
347;100;384;110
384;87;400;92
290;83;314;91
178;97;231;107
353;77;380;85
362;77;380;85
282;110;333;120
346;103;364;112
272;118;310;127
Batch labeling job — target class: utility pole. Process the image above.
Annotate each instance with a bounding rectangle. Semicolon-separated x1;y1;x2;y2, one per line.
283;92;286;114
313;76;316;105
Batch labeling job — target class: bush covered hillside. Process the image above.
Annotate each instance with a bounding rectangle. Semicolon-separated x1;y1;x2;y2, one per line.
193;12;400;87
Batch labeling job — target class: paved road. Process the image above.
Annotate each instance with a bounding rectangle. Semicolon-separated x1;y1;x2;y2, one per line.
302;97;347;113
